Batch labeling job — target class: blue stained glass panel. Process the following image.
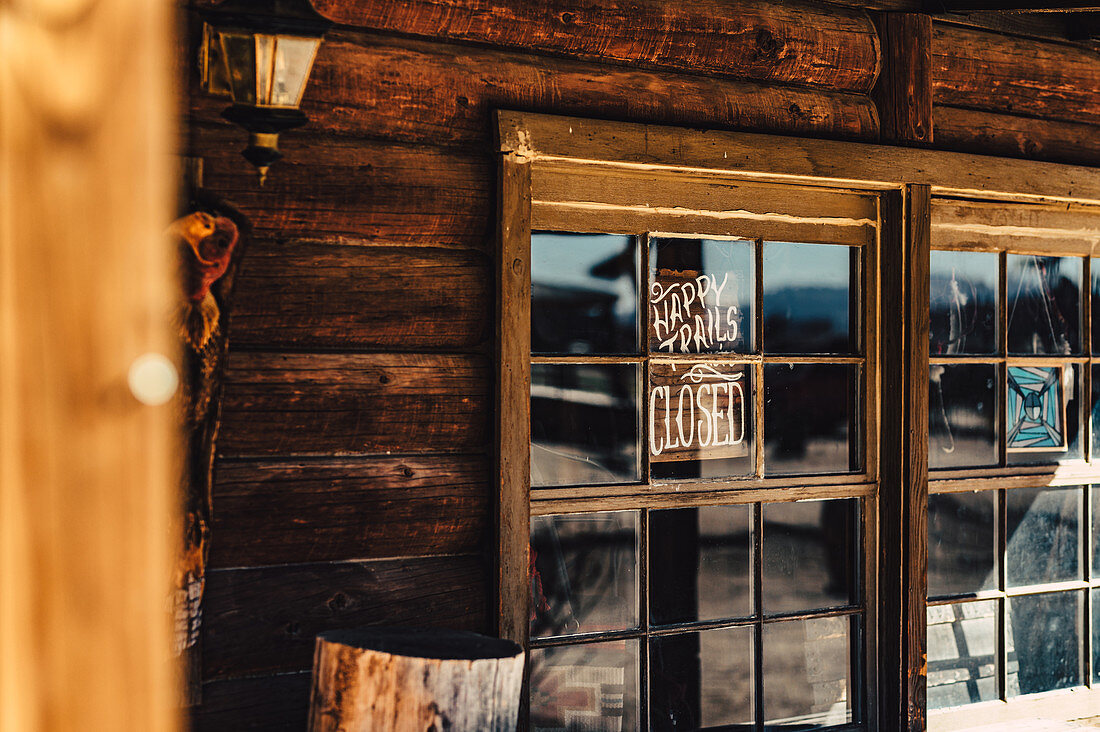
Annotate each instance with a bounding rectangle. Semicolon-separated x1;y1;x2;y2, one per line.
1006;365;1066;452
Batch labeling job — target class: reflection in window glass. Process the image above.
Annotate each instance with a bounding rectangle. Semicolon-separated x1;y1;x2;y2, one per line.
1006;254;1081;355
928;492;996;597
650;363;755;482
762;499;856;615
531;233;638;355
531;364;640;487
530;512;638;638
1005;486;1081;588
649;238;754;355
1006;592;1082;697
1007;363;1082;466
763;616;854;728
763;242;856;354
1093;589;1100;685
764;364;859;476
530;640;641;732
927;601;997;710
929;364;997;470
650;628;753;731
930;250;998;355
649;506;752;624
1093;258;1100;353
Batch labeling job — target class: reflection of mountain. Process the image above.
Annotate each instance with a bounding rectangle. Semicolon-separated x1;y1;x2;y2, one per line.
764;286;849;352
532;282;634;354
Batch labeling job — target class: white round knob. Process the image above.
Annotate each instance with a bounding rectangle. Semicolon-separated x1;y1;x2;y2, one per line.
128;353;179;406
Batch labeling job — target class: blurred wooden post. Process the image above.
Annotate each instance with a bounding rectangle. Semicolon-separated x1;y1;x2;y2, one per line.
309;629;524;732
0;1;180;731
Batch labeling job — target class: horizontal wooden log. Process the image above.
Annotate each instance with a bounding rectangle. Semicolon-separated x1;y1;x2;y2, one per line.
192;125;492;245
934;105;1100;168
191;31;881;147
217;352;490;458
192;0;880;93
228;241;490;351
192;674;312;731
932;23;1100;126
209;456;489;568
202;556;488;679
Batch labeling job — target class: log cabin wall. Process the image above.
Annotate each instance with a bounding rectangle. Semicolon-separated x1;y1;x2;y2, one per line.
182;2;1100;729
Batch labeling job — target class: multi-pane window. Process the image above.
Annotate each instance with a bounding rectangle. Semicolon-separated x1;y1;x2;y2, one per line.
926;207;1100;715
528;230;874;730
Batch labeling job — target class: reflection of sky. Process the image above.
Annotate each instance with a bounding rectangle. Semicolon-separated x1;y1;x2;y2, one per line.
532;233;636;319
763;242;851;289
932;250;998;291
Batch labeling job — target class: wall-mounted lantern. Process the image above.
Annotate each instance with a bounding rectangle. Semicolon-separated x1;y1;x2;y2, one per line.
199;0;331;185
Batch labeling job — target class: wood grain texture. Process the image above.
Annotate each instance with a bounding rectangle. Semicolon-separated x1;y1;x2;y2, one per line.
878;185;930;732
0;0;180;729
217;352;490;458
933;22;1100;126
499;111;1100;204
307;629;522;731
192;124;492;245
209;456;489;568
192;0;881;93
935;105;1100;168
874;13;932;144
495;153;532;648
203;31;879;146
931;198;1100;256
227;241;490;351
211;31;879;145
201;556;488;680
192;674;311;732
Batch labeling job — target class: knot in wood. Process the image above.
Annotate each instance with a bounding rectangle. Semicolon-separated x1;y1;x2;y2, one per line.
559;11;576;25
753;28;781;61
327;592;351;611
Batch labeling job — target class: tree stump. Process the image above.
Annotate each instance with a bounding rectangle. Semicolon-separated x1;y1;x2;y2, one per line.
308;628;525;732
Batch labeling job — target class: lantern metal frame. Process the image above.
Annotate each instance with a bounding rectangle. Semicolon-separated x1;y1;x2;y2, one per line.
199;0;332;184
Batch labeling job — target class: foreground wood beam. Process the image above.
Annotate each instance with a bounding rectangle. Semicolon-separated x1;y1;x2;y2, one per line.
874;12;934;145
0;0;180;729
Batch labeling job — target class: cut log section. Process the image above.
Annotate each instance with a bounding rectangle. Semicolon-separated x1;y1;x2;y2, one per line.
308;628;525;732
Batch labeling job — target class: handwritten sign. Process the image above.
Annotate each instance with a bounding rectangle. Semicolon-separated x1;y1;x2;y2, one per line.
649;362;749;463
650;268;747;354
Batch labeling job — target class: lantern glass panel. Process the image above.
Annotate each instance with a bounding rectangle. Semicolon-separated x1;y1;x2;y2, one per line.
255;34;277;105
272;36;321;107
219;31;257;105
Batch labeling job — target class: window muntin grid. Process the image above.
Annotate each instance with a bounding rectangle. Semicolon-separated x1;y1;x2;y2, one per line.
529;230;876;730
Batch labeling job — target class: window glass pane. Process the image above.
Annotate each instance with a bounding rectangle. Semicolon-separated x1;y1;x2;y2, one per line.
928;492;997;598
531;233;638;355
530;512;638;638
531;363;640;487
1005;486;1081;588
763;242;857;355
649;628;753;731
1092;258;1100;353
649;506;752;625
1007;363;1082;466
530;639;640;732
930;250;998;355
1092;366;1100;463
1093;589;1100;684
1093;488;1100;579
1006;254;1081;355
927;601;998;710
1006;592;1082;697
764;364;859;476
649;238;754;355
763;616;855;728
762;499;856;615
649;361;754;481
929;364;997;470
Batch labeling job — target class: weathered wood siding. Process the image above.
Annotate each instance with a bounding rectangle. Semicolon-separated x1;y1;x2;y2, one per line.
183;2;1100;729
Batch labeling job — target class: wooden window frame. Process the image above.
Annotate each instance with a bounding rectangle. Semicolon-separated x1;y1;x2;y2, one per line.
494;110;1100;732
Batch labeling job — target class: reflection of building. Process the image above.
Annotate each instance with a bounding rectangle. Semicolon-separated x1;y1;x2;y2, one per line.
532;283;624;354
